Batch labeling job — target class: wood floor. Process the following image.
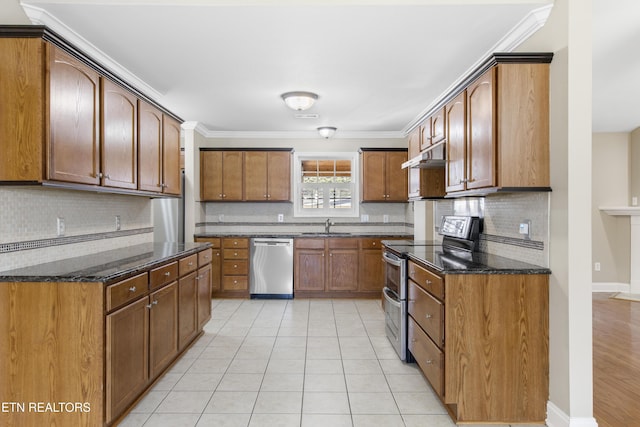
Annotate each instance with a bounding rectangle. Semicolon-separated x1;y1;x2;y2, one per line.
593;293;640;427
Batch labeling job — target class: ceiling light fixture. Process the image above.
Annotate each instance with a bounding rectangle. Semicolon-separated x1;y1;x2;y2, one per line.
281;91;318;111
317;126;337;139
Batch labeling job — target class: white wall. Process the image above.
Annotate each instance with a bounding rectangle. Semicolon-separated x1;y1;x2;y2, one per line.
592;132;630;285
517;0;596;425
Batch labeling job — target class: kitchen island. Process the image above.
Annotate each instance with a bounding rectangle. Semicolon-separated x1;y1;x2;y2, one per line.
384;241;550;424
0;242;213;427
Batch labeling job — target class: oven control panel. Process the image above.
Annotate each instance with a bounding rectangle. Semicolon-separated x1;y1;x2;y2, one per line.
439;216;480;240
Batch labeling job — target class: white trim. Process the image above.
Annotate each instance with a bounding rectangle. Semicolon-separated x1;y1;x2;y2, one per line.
21;3;163;102
402;4;553;135
546;401;599;427
592;281;630;293
200;130;405;140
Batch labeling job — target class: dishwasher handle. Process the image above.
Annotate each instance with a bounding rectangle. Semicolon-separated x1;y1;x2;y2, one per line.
253;239;292;247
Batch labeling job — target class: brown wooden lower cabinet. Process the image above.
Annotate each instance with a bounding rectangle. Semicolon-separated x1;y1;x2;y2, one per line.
0;246;212;427
407;259;549;424
195;237;249;298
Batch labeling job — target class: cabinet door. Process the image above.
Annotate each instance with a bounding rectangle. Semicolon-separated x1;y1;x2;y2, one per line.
361;151;386;202
294;249;325;291
162;115;182;195
49;46;100;185
431;107;446;144
408;127;421;159
358;248;384;292
222;151;244;200
138;100;162;192
267;151;291;201
328;249;358;291
102;79;138;189
197;264;212;329
420;118;432;151
385;151;408;201
445;91;466;192
149;282;178;379
178;272;198;350
466;68;496;190
106;297;149;423
244;151;268;201
201;151;223;200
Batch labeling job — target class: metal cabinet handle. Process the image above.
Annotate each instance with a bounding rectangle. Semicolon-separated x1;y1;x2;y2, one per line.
129;286;136;292
164;272;171;276
188;261;193;266
105;174;111;180
425;359;433;365
425;313;432;319
425;280;432;285
146;300;158;309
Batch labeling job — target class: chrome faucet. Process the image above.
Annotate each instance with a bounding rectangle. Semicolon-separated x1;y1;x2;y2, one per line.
324;218;333;233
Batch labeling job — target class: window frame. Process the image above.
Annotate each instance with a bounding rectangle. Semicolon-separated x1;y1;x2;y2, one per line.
293;152;360;218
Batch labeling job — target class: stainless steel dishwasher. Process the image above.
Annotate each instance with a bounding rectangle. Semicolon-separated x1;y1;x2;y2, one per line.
250;237;294;299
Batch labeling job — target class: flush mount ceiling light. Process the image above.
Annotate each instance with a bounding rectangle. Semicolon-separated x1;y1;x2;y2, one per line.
317;126;337;139
281;91;318;111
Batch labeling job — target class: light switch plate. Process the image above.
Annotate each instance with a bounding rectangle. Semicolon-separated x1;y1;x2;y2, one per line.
57;217;65;236
277;214;284;222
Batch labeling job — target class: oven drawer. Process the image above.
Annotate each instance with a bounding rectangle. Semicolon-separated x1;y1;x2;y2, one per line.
383;287;407;361
408;260;444;300
408;280;444;348
408;316;444;398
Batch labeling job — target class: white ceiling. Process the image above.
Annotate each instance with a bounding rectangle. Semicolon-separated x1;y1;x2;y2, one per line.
17;0;640;137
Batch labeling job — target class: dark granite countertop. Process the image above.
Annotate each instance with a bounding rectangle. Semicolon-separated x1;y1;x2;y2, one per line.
383;242;551;275
0;242;212;284
195;232;413;238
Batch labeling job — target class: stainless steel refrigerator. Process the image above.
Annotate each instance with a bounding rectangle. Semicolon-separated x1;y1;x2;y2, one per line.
152;170;185;243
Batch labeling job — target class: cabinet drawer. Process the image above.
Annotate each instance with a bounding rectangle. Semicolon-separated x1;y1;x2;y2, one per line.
198;248;213;267
295;238;325;249
360;238;382;250
408;280;444;348
179;254;198;276
408;316;444;398
408;261;444;300
106;272;148;311
223;238;248;249
223;248;248;259
223;260;248;275
328;238;358;249
150;261;178;289
222;275;248;291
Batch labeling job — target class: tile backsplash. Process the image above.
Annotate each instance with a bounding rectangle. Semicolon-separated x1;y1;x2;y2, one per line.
0;187;153;271
197;202;414;235
434;192;550;266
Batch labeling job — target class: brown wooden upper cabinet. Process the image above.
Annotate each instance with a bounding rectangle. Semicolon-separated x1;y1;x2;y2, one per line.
200;150;244;201
138;100;181;195
361;149;408;202
48;46;101;185
102;78;138;190
200;149;292;202
419;107;446;152
445;62;550;195
0;29;182;197
244;150;291;201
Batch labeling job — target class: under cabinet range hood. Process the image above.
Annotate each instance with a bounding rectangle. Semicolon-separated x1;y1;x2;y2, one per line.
401;139;446;169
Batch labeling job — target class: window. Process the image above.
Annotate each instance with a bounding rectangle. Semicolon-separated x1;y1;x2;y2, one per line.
293;152;359;217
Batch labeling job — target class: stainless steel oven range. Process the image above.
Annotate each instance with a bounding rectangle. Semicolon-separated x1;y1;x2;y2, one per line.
382;248;407;360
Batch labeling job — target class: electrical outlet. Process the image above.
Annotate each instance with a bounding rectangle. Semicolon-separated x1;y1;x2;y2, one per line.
277;214;284;223
115;215;121;231
56;217;65;236
361;214;369;222
633;196;638;206
383;214;389;223
594;262;601;272
519;219;531;240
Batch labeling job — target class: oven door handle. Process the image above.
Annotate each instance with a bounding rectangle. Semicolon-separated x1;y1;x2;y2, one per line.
383;287;401;307
382;252;403;267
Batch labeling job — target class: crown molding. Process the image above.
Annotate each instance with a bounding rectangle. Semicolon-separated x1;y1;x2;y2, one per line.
21;3;163;103
403;3;553;135
181;125;404;140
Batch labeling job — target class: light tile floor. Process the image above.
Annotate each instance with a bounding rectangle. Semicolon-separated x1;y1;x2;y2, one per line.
118;299;513;427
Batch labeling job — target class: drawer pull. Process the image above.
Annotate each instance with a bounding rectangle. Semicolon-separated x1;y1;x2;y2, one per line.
129;286;136;293
233;280;238;284
234;252;238;256
188;261;194;266
233;264;238;268
164;272;171;277
425;359;434;365
425;280;432;285
233;241;238;245
425;314;432;319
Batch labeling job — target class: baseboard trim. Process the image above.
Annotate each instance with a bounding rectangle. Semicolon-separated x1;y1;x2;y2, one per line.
546;401;599;427
592;282;629;293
